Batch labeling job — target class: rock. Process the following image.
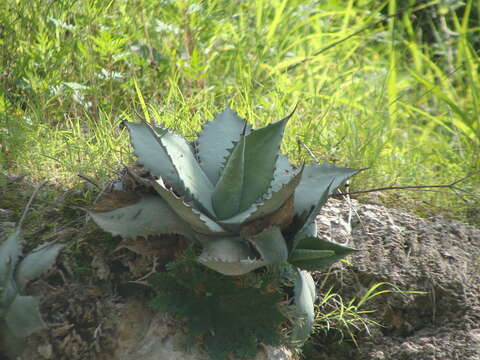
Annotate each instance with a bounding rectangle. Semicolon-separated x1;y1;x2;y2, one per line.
113;301;292;360
37;344;53;359
19;294;293;360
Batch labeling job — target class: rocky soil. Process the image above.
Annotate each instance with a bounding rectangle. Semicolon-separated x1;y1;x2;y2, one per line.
1;194;479;360
314;198;480;360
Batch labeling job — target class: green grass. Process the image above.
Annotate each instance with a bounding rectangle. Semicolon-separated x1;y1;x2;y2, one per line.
0;0;479;223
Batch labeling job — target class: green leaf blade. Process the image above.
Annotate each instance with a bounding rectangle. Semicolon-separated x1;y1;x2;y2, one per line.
0;278;17;316
294;163;359;217
271;154;296;188
292;236;358;271
2;325;25;358
15;243;64;292
239;113;291;211
248;226;288;264
219;165;303;229
5;295;46;338
197;238;264;276
153;181;228;236
87;194;195;239
292;270;316;344
212;135;246;220
148;124;215;216
294;180;333;248
294;163;360;238
197;108;251;184
0;229;22;285
248;165;303;222
289;249;335;262
124;122;182;191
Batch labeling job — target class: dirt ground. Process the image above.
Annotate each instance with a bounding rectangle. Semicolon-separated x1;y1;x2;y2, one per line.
1;179;479;360
312;198;480;360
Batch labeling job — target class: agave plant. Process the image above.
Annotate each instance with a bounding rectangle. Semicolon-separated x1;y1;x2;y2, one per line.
0;226;63;357
88;106;359;343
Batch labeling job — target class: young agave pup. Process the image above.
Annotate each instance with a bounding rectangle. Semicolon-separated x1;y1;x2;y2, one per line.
88;107;360;342
0;223;63;357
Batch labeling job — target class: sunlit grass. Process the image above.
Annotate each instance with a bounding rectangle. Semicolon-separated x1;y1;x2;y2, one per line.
0;0;479;222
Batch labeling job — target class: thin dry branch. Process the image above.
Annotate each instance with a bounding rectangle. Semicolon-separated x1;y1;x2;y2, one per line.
77;174;101;190
343;172;480;200
18;181;46;228
298;140;479;201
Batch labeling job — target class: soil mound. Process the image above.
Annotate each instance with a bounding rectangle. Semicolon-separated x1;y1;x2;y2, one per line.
314;198;480;360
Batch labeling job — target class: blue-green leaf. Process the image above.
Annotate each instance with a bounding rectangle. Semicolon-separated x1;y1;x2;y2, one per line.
124;122;183;191
5;295;45;338
294;163;359;218
15;242;64;292
198;228;290;276
212;135;246;220
0;278;17;317
303;221;317;238
291;236;357;271
239;113;292;211
289;249;335;262
292;270;316;344
1;324;25;358
87;194;195;239
271;154;296;190
219;166;303;230
145;123;215;216
197;238;263;276
248;226;288;264
153;180;229;236
197;108;251;184
0;229;22;286
294;180;333;247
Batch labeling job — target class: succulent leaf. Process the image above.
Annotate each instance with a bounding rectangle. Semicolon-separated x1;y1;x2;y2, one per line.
0;229;22;285
88;194;195;239
197;238;264;276
197;108;251;184
247;226;288;264
292;270;316;344
288;249;335;262
15;242;64;292
294;163;358;222
0;224;63;357
271;154;296;190
1;324;25;358
145;123;216;215
219;166;303;229
0;278;17;317
4;295;45;338
238;113;292;211
153;180;229;236
293;180;333;249
212;134;246;219
303;220;317;238
291;236;357;271
124;122;183;191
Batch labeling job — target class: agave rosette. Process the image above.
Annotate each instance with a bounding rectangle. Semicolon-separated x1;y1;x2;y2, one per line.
88;107;360;342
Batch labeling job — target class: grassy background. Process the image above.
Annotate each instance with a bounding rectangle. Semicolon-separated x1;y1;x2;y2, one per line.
1;0;479;223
